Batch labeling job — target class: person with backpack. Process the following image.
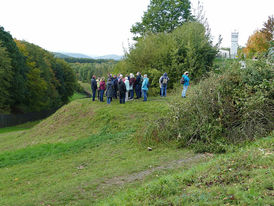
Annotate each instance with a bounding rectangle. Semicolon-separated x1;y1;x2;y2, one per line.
99;77;106;102
160;72;169;97
142;74;149;101
106;78;114;104
181;71;190;98
90;75;97;101
118;75;126;104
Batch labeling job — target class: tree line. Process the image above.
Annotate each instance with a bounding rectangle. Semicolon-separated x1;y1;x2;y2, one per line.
0;27;77;114
70;61;116;83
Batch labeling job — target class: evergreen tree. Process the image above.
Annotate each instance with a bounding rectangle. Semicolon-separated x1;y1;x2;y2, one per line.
0;26;28;112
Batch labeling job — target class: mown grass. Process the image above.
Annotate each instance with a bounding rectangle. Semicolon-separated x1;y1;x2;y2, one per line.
0;94;205;205
1;87;272;206
69;92;87;101
0;121;39;134
98;135;274;205
0;96;168;152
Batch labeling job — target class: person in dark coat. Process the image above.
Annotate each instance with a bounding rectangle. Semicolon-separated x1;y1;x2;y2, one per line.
135;72;142;99
106;78;114;104
90;75;97;101
99;77;106;102
112;75;118;99
118;75;126;104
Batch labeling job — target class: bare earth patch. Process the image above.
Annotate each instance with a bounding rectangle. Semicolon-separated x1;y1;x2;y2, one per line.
96;153;211;193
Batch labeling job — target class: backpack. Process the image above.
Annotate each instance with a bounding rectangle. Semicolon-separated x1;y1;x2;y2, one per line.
162;77;168;85
180;77;185;84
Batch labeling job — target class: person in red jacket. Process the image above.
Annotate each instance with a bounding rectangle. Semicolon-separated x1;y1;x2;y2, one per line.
99;77;106;102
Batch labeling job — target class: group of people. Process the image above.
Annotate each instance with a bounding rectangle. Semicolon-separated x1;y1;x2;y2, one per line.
90;71;190;104
90;72;149;104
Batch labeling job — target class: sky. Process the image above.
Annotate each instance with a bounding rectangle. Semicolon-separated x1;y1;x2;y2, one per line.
0;0;273;56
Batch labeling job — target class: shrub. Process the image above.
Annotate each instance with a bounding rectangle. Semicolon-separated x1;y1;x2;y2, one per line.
149;58;273;153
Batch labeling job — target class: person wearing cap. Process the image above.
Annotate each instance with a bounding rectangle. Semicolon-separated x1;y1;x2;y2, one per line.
182;71;190;98
142;74;149;101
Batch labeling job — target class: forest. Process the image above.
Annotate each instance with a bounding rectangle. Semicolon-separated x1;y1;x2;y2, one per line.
0;27;77;114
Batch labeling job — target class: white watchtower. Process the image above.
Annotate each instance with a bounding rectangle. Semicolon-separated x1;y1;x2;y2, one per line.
231;31;239;59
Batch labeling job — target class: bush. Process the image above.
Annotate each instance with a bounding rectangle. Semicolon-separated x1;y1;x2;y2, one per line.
149;58;274;153
114;22;217;95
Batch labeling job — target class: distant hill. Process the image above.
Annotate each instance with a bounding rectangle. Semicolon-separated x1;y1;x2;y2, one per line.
62;53;92;59
53;52;122;60
94;54;123;60
53;52;71;58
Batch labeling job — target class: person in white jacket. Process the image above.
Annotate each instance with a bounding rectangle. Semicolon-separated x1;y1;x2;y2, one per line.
125;77;130;101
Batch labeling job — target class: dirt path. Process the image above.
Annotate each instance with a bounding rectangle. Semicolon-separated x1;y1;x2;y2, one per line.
97;153;211;191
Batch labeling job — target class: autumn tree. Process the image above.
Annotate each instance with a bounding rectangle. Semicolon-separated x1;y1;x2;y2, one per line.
131;0;193;39
244;30;269;58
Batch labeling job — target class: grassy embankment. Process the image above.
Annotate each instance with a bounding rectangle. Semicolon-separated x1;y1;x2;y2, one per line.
0;92;208;206
0;84;273;205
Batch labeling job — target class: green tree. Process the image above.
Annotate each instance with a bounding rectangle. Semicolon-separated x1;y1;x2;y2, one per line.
0;42;13;113
172;22;217;80
131;0;193;39
26;68;48;111
15;40;77;111
54;59;76;103
0;26;28;112
120;22;217;90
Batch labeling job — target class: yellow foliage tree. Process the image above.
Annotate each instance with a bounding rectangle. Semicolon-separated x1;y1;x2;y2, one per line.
243;30;269;58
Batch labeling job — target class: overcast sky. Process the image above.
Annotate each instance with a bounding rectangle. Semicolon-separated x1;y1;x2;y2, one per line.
0;0;273;56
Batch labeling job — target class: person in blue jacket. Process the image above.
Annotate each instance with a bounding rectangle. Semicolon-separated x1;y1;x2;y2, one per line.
182;71;190;98
142;74;149;101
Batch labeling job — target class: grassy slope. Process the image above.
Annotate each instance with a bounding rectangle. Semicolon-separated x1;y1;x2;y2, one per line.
0;95;206;205
0;89;273;205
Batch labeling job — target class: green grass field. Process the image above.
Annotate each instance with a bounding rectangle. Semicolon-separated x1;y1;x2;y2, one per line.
0;90;273;205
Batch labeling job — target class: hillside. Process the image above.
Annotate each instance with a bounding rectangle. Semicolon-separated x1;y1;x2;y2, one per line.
0;95;209;205
0;90;273;205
